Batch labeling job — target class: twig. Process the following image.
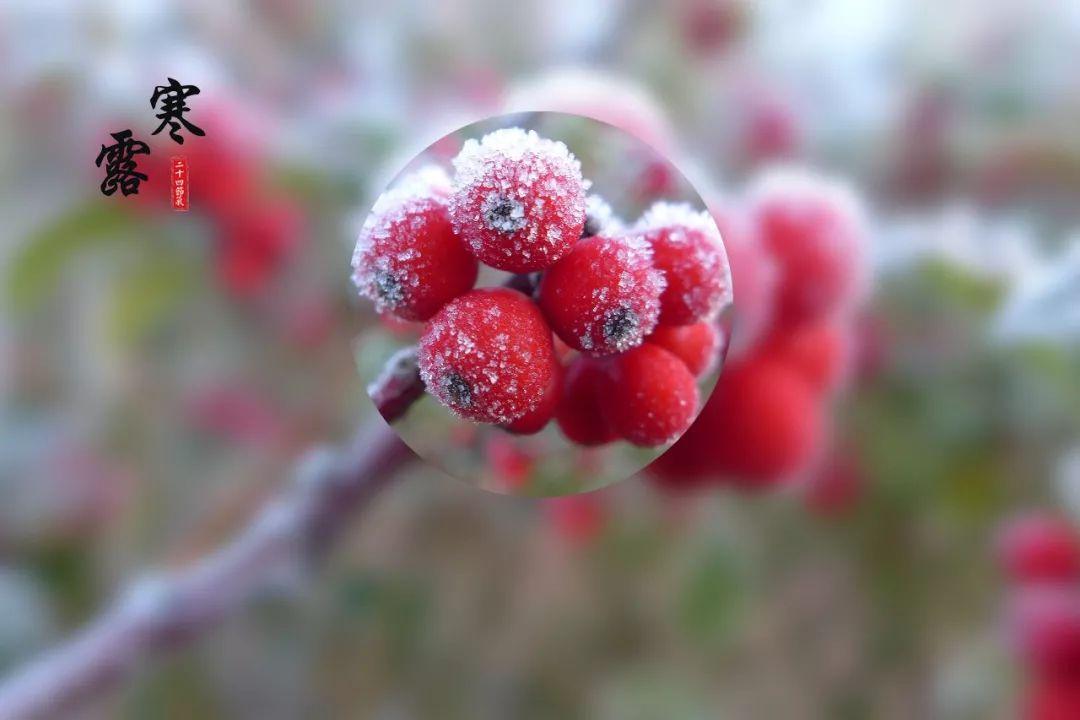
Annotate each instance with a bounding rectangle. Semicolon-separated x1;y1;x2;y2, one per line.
367;346;424;423
0;418;416;720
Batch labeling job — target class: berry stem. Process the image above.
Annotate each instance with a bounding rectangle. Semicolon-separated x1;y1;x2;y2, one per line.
367;346;425;423
0;420;414;720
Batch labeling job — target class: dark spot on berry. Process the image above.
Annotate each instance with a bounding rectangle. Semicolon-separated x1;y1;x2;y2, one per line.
482;193;527;234
442;372;472;408
603;306;640;350
373;270;404;307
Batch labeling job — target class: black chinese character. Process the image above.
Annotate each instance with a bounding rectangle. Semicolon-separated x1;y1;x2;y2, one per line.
94;130;150;196
150;78;205;145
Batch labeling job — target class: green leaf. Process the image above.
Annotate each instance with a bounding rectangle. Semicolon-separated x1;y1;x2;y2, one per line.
6;201;140;311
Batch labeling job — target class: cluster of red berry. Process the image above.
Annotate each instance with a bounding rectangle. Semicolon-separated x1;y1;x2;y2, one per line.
650;169;866;492
353;128;730;447
997;513;1080;718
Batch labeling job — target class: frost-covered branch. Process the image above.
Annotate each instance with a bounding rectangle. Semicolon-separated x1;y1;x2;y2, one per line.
0;419;415;720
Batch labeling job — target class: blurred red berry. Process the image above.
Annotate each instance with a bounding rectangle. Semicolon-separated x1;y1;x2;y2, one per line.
555;356;618;447
708;201;777;356
1025;676;1080;720
998;514;1080;585
649;356;823;488
544;493;606;545
538;234;665;356
760;321;851;395
750;171;865;326
215;196;302;298
646;322;722;377
599;344;699;447
1010;587;1080;681
485;434;534;491
418;288;557;424
449;128;585;272
352;169;478;321
803;448;862;516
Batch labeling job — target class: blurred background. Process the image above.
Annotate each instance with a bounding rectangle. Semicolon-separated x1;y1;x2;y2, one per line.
2;0;1080;717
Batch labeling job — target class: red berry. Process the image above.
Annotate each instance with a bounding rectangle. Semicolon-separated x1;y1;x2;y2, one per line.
485;434;534;491
1025;676;1080;720
599;344;699;447
555;356;618;446
1010;587;1080;681
646;322;722;377
998;514;1080;585
649;357;822;488
418;288;557;424
353;168;478;321
759;321;851;395
502;359;563;435
538;234;665;356
544;493;606;545
750;170;865;326
803;448;862;516
635;202;731;325
449;128;586;272
708;200;778;356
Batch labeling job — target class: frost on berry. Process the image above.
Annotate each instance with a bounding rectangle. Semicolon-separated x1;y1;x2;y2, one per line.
582;194;624;238
538;234;666;356
418;288;557;425
449;127;587;272
634;201;732;325
352;165;478;321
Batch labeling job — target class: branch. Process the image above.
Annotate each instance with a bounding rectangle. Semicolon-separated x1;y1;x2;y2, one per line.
0;418;415;720
367;346;424;423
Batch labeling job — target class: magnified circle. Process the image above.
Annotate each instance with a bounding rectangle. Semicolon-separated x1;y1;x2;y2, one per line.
352;112;733;496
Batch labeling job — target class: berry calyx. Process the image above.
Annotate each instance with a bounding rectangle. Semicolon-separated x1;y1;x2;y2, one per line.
537;234;665;356
352;167;478;321
555;356;618;446
599;344;699;447
449;128;586;272
634;202;731;325
418;288;557;424
646;322;722;377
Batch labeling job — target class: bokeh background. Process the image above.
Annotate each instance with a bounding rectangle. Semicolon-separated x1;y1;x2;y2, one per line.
2;0;1080;717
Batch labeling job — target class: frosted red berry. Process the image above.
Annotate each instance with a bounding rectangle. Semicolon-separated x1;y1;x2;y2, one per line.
749;170;865;326
537;234;665;356
997;514;1080;585
635;202;731;325
646;322;722;377
418;288;557;424
352;167;478;321
649;356;822;487
555;356;618;446
599;344;699;447
449;128;586;272
502;358;563;435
